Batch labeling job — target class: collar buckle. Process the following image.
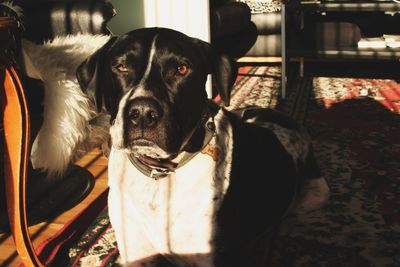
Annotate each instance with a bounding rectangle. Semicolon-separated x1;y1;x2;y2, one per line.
150;168;171;180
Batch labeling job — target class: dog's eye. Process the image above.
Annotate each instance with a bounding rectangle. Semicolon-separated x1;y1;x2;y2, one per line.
176;64;189;76
116;64;129;73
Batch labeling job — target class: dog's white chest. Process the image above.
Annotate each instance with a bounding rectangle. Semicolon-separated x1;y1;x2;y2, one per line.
108;148;228;266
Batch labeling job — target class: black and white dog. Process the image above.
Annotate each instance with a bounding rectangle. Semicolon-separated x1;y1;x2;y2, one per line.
76;28;329;267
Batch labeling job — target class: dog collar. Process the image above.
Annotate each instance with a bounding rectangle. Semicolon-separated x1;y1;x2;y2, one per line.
89;101;219;180
127;120;216;180
128;101;219;180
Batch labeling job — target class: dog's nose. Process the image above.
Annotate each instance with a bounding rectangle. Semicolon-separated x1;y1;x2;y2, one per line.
127;98;162;129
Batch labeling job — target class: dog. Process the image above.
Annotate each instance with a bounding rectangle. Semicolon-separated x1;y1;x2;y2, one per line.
76;27;330;267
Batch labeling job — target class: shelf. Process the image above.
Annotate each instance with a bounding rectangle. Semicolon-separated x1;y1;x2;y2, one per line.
280;1;400;97
294;60;400;79
289;47;400;60
290;1;400;12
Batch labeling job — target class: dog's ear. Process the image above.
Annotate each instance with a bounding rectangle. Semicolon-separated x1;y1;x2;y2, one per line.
76;36;118;113
194;39;237;106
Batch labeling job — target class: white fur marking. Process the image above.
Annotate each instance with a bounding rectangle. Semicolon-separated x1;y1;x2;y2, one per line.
131;35;158;99
144;36;158;80
108;109;234;267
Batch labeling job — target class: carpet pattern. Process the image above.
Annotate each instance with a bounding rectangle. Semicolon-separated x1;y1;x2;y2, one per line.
54;66;400;266
272;76;400;267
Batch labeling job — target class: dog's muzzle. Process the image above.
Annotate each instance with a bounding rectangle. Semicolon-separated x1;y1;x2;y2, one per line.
123;97;173;157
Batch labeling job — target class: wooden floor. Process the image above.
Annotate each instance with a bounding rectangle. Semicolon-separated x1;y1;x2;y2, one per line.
0;148;109;267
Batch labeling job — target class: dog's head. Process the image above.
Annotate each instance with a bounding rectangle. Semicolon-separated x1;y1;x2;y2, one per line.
77;27;236;163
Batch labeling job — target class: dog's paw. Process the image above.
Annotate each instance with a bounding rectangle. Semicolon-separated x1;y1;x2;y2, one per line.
294;177;330;214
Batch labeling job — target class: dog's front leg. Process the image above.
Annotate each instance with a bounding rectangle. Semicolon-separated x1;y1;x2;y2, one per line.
108;149;163;266
108;186;160;266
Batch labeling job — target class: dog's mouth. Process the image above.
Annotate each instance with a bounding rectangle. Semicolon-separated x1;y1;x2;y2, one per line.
127;139;179;170
118;101;219;172
129;139;175;158
136;154;179;171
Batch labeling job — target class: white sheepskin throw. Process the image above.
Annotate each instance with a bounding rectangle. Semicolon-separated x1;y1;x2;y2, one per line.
21;34;111;177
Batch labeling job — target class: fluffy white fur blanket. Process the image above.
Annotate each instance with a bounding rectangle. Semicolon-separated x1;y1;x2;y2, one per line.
21;34;111;176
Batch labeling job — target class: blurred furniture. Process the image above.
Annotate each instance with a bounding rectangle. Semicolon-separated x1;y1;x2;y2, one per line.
226;0;289;98
282;0;400;97
211;0;257;58
242;0;283;57
16;0;115;43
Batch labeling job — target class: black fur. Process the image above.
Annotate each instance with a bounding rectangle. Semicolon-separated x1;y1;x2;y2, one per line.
77;28;236;115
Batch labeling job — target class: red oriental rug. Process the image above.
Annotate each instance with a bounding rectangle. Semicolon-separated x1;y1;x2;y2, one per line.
39;66;400;267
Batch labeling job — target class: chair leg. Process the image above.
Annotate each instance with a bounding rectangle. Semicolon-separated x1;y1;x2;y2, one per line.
2;66;44;267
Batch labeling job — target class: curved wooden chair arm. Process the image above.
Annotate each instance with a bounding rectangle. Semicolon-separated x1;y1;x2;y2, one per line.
1;16;109;266
2;65;44;267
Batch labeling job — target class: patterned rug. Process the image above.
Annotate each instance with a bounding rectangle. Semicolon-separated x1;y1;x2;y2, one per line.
272;74;400;267
43;66;400;266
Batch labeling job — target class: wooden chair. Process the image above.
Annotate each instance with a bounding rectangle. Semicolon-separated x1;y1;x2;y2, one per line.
1;5;112;262
1;1;115;264
1;16;44;267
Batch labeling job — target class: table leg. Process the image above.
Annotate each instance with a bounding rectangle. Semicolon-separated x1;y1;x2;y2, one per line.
281;3;287;99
